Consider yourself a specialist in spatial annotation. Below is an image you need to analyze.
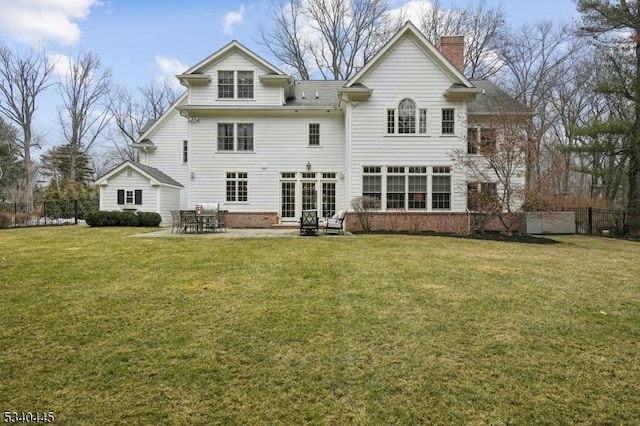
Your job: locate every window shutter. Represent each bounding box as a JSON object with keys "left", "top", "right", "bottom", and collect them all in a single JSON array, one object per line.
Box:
[
  {"left": 117, "top": 190, "right": 125, "bottom": 205},
  {"left": 134, "top": 190, "right": 142, "bottom": 205}
]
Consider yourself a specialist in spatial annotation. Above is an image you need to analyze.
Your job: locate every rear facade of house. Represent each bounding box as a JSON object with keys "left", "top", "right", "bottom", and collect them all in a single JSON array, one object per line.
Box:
[{"left": 96, "top": 23, "right": 524, "bottom": 231}]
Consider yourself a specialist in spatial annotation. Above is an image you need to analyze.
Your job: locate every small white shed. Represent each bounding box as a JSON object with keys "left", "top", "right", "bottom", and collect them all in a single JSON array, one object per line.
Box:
[{"left": 95, "top": 161, "right": 183, "bottom": 226}]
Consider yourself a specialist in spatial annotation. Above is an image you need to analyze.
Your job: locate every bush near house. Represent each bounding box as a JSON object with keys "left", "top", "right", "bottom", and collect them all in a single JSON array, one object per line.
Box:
[{"left": 85, "top": 211, "right": 161, "bottom": 227}]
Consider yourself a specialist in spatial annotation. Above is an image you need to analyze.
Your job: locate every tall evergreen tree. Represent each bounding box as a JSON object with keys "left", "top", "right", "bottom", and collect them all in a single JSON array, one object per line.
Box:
[{"left": 578, "top": 0, "right": 640, "bottom": 222}]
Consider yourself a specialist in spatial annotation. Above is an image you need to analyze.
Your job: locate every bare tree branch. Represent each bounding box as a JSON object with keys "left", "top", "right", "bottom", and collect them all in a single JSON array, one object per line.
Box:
[{"left": 0, "top": 45, "right": 55, "bottom": 203}]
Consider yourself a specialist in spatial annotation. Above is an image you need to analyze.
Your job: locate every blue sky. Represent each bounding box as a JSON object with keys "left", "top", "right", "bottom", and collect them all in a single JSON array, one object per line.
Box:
[{"left": 0, "top": 0, "right": 580, "bottom": 148}]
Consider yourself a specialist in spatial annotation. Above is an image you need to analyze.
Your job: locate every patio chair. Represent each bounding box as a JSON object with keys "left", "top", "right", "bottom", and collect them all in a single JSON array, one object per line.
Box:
[
  {"left": 322, "top": 210, "right": 346, "bottom": 235},
  {"left": 170, "top": 210, "right": 182, "bottom": 233},
  {"left": 200, "top": 208, "right": 218, "bottom": 233},
  {"left": 180, "top": 210, "right": 198, "bottom": 233},
  {"left": 300, "top": 209, "right": 319, "bottom": 236}
]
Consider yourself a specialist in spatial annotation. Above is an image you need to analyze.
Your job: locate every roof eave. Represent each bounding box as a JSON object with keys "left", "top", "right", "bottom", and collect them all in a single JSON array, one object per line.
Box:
[
  {"left": 443, "top": 87, "right": 482, "bottom": 101},
  {"left": 338, "top": 87, "right": 373, "bottom": 101},
  {"left": 260, "top": 74, "right": 293, "bottom": 86},
  {"left": 176, "top": 74, "right": 211, "bottom": 86}
]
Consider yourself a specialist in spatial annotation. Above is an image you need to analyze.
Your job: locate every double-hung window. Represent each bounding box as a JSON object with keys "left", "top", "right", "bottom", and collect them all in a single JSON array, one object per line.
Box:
[
  {"left": 480, "top": 128, "right": 497, "bottom": 154},
  {"left": 432, "top": 166, "right": 451, "bottom": 210},
  {"left": 217, "top": 123, "right": 254, "bottom": 152},
  {"left": 408, "top": 167, "right": 428, "bottom": 209},
  {"left": 226, "top": 172, "right": 248, "bottom": 202},
  {"left": 386, "top": 167, "right": 406, "bottom": 209},
  {"left": 309, "top": 123, "right": 320, "bottom": 146},
  {"left": 237, "top": 123, "right": 254, "bottom": 151},
  {"left": 217, "top": 71, "right": 235, "bottom": 99},
  {"left": 387, "top": 98, "right": 427, "bottom": 134},
  {"left": 362, "top": 166, "right": 382, "bottom": 206},
  {"left": 117, "top": 189, "right": 142, "bottom": 205},
  {"left": 467, "top": 128, "right": 478, "bottom": 154},
  {"left": 468, "top": 182, "right": 498, "bottom": 211},
  {"left": 217, "top": 70, "right": 254, "bottom": 99},
  {"left": 442, "top": 108, "right": 455, "bottom": 135}
]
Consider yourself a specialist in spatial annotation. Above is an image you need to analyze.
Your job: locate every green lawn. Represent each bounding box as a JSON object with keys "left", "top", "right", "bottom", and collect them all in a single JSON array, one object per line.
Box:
[{"left": 1, "top": 227, "right": 639, "bottom": 425}]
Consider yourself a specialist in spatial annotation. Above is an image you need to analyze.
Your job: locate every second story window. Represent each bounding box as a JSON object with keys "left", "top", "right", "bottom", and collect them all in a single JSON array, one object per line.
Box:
[
  {"left": 218, "top": 123, "right": 254, "bottom": 152},
  {"left": 309, "top": 123, "right": 320, "bottom": 146},
  {"left": 398, "top": 99, "right": 416, "bottom": 134},
  {"left": 467, "top": 128, "right": 478, "bottom": 154},
  {"left": 467, "top": 127, "right": 497, "bottom": 154},
  {"left": 217, "top": 70, "right": 254, "bottom": 99},
  {"left": 442, "top": 108, "right": 455, "bottom": 135},
  {"left": 387, "top": 98, "right": 427, "bottom": 135},
  {"left": 182, "top": 140, "right": 188, "bottom": 163}
]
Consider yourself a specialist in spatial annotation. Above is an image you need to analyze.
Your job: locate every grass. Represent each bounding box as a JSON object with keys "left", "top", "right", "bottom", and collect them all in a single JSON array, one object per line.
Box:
[{"left": 1, "top": 226, "right": 639, "bottom": 425}]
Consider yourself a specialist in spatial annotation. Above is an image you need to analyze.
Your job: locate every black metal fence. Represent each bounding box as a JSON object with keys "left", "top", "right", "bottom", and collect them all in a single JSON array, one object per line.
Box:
[
  {"left": 566, "top": 207, "right": 629, "bottom": 236},
  {"left": 0, "top": 198, "right": 99, "bottom": 228}
]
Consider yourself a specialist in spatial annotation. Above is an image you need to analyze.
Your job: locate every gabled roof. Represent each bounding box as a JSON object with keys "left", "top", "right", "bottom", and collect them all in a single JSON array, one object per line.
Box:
[
  {"left": 95, "top": 161, "right": 183, "bottom": 188},
  {"left": 345, "top": 21, "right": 475, "bottom": 90},
  {"left": 180, "top": 40, "right": 285, "bottom": 77},
  {"left": 136, "top": 92, "right": 187, "bottom": 143},
  {"left": 468, "top": 80, "right": 534, "bottom": 116}
]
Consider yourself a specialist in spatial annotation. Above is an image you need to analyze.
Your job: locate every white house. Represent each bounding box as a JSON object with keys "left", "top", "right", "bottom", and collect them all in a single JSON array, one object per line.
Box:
[{"left": 96, "top": 22, "right": 525, "bottom": 231}]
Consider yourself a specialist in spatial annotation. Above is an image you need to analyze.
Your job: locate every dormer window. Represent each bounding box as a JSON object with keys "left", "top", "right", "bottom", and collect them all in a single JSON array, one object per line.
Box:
[
  {"left": 386, "top": 98, "right": 427, "bottom": 135},
  {"left": 218, "top": 70, "right": 254, "bottom": 99}
]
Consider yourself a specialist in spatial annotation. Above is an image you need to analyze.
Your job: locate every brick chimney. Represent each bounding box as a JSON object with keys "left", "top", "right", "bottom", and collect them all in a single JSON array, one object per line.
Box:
[{"left": 436, "top": 35, "right": 464, "bottom": 74}]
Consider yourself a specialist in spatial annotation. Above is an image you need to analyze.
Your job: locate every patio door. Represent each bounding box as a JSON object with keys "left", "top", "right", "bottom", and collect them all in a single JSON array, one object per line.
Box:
[{"left": 280, "top": 172, "right": 337, "bottom": 222}]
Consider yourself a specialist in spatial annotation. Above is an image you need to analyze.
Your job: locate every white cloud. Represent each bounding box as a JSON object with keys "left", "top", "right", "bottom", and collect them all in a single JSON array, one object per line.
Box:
[
  {"left": 48, "top": 53, "right": 74, "bottom": 80},
  {"left": 387, "top": 0, "right": 431, "bottom": 27},
  {"left": 222, "top": 4, "right": 245, "bottom": 35},
  {"left": 0, "top": 0, "right": 101, "bottom": 46},
  {"left": 155, "top": 55, "right": 188, "bottom": 88}
]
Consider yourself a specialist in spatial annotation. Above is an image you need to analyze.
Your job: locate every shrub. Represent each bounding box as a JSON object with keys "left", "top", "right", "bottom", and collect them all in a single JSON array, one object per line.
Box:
[
  {"left": 137, "top": 212, "right": 161, "bottom": 227},
  {"left": 85, "top": 211, "right": 161, "bottom": 227},
  {"left": 0, "top": 212, "right": 12, "bottom": 228}
]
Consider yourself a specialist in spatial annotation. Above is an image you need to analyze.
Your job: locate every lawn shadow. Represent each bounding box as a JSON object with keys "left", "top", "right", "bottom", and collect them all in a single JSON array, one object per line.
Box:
[{"left": 355, "top": 230, "right": 561, "bottom": 245}]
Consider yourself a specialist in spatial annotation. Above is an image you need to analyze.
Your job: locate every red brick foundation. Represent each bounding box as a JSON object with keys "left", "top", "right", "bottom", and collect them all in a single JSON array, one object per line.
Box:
[
  {"left": 345, "top": 212, "right": 471, "bottom": 234},
  {"left": 226, "top": 212, "right": 278, "bottom": 228}
]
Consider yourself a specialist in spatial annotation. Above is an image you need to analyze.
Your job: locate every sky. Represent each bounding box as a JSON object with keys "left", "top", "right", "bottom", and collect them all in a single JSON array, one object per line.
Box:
[{"left": 0, "top": 0, "right": 581, "bottom": 149}]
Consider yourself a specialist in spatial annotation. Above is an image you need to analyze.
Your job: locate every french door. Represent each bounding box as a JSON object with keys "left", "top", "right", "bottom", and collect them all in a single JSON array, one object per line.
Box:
[{"left": 280, "top": 172, "right": 337, "bottom": 222}]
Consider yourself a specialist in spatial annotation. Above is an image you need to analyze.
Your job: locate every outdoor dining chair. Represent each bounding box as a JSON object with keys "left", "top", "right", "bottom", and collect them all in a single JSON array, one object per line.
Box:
[
  {"left": 300, "top": 209, "right": 319, "bottom": 236},
  {"left": 170, "top": 210, "right": 182, "bottom": 233},
  {"left": 180, "top": 210, "right": 198, "bottom": 233}
]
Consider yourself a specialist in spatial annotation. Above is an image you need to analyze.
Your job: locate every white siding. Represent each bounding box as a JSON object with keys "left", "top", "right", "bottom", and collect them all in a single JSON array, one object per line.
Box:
[
  {"left": 347, "top": 36, "right": 468, "bottom": 212},
  {"left": 189, "top": 52, "right": 283, "bottom": 106},
  {"left": 143, "top": 108, "right": 189, "bottom": 208},
  {"left": 158, "top": 186, "right": 181, "bottom": 227},
  {"left": 189, "top": 111, "right": 345, "bottom": 212}
]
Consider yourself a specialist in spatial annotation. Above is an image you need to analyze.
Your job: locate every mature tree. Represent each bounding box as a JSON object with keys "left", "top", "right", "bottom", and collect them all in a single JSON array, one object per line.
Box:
[
  {"left": 577, "top": 0, "right": 640, "bottom": 220},
  {"left": 0, "top": 45, "right": 55, "bottom": 203},
  {"left": 0, "top": 118, "right": 22, "bottom": 201},
  {"left": 57, "top": 51, "right": 112, "bottom": 182},
  {"left": 40, "top": 143, "right": 94, "bottom": 200},
  {"left": 105, "top": 81, "right": 181, "bottom": 164},
  {"left": 260, "top": 0, "right": 395, "bottom": 79},
  {"left": 455, "top": 108, "right": 530, "bottom": 233},
  {"left": 419, "top": 0, "right": 507, "bottom": 79},
  {"left": 496, "top": 21, "right": 584, "bottom": 189}
]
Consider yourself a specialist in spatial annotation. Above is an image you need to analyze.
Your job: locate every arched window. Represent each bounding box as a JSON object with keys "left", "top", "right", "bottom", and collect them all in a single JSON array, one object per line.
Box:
[
  {"left": 387, "top": 99, "right": 427, "bottom": 135},
  {"left": 398, "top": 98, "right": 416, "bottom": 134}
]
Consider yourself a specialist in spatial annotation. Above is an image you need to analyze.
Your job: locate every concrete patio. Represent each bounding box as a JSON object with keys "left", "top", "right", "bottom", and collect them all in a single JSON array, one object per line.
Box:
[{"left": 131, "top": 227, "right": 353, "bottom": 238}]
